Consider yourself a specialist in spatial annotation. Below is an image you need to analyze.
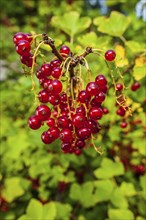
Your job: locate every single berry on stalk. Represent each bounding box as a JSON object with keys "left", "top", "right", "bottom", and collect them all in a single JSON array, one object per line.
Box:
[{"left": 105, "top": 50, "right": 116, "bottom": 61}]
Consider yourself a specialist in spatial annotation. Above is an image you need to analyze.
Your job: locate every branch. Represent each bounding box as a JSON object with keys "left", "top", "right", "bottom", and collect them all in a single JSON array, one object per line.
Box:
[{"left": 42, "top": 33, "right": 64, "bottom": 62}]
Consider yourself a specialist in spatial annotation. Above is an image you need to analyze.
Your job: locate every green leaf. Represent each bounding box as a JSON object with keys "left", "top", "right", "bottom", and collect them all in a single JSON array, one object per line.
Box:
[
  {"left": 94, "top": 158, "right": 124, "bottom": 179},
  {"left": 110, "top": 188, "right": 128, "bottom": 208},
  {"left": 51, "top": 11, "right": 91, "bottom": 38},
  {"left": 108, "top": 209, "right": 134, "bottom": 220},
  {"left": 77, "top": 32, "right": 110, "bottom": 48},
  {"left": 125, "top": 41, "right": 144, "bottom": 53},
  {"left": 94, "top": 180, "right": 114, "bottom": 202},
  {"left": 97, "top": 11, "right": 131, "bottom": 37},
  {"left": 133, "top": 66, "right": 146, "bottom": 81},
  {"left": 18, "top": 215, "right": 31, "bottom": 220},
  {"left": 2, "top": 177, "right": 25, "bottom": 202},
  {"left": 42, "top": 202, "right": 56, "bottom": 220},
  {"left": 40, "top": 39, "right": 62, "bottom": 52},
  {"left": 27, "top": 199, "right": 43, "bottom": 219},
  {"left": 93, "top": 16, "right": 106, "bottom": 26},
  {"left": 120, "top": 182, "right": 136, "bottom": 197},
  {"left": 55, "top": 202, "right": 72, "bottom": 220}
]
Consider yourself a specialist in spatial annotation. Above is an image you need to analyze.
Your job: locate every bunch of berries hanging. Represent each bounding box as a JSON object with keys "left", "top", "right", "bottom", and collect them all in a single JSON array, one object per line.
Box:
[{"left": 13, "top": 32, "right": 131, "bottom": 155}]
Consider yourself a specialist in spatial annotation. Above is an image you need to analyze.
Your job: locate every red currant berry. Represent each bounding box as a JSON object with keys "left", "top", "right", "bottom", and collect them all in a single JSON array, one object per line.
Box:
[
  {"left": 76, "top": 127, "right": 91, "bottom": 140},
  {"left": 95, "top": 75, "right": 107, "bottom": 88},
  {"left": 38, "top": 90, "right": 50, "bottom": 103},
  {"left": 51, "top": 67, "right": 62, "bottom": 79},
  {"left": 116, "top": 106, "right": 126, "bottom": 116},
  {"left": 76, "top": 106, "right": 86, "bottom": 114},
  {"left": 120, "top": 121, "right": 127, "bottom": 128},
  {"left": 116, "top": 83, "right": 123, "bottom": 91},
  {"left": 13, "top": 32, "right": 27, "bottom": 45},
  {"left": 28, "top": 115, "right": 42, "bottom": 130},
  {"left": 94, "top": 91, "right": 106, "bottom": 103},
  {"left": 16, "top": 40, "right": 30, "bottom": 55},
  {"left": 72, "top": 113, "right": 86, "bottom": 128},
  {"left": 46, "top": 118, "right": 55, "bottom": 127},
  {"left": 41, "top": 131, "right": 53, "bottom": 144},
  {"left": 60, "top": 45, "right": 71, "bottom": 57},
  {"left": 88, "top": 107, "right": 103, "bottom": 120},
  {"left": 41, "top": 63, "right": 52, "bottom": 77},
  {"left": 75, "top": 139, "right": 85, "bottom": 149},
  {"left": 57, "top": 116, "right": 70, "bottom": 128},
  {"left": 103, "top": 108, "right": 109, "bottom": 114},
  {"left": 48, "top": 79, "right": 62, "bottom": 94},
  {"left": 25, "top": 33, "right": 33, "bottom": 43},
  {"left": 49, "top": 94, "right": 61, "bottom": 105},
  {"left": 88, "top": 119, "right": 101, "bottom": 134},
  {"left": 35, "top": 105, "right": 51, "bottom": 121},
  {"left": 78, "top": 90, "right": 91, "bottom": 103},
  {"left": 60, "top": 129, "right": 73, "bottom": 143},
  {"left": 61, "top": 142, "right": 72, "bottom": 153},
  {"left": 20, "top": 53, "right": 34, "bottom": 67},
  {"left": 42, "top": 79, "right": 52, "bottom": 90},
  {"left": 131, "top": 82, "right": 141, "bottom": 91},
  {"left": 50, "top": 59, "right": 61, "bottom": 68},
  {"left": 60, "top": 92, "right": 67, "bottom": 102},
  {"left": 105, "top": 50, "right": 116, "bottom": 61},
  {"left": 48, "top": 126, "right": 60, "bottom": 140},
  {"left": 86, "top": 82, "right": 99, "bottom": 96}
]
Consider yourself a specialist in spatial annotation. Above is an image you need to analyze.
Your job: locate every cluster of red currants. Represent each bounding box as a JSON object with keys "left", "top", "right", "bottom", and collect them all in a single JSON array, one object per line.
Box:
[
  {"left": 13, "top": 32, "right": 115, "bottom": 154},
  {"left": 13, "top": 32, "right": 33, "bottom": 67}
]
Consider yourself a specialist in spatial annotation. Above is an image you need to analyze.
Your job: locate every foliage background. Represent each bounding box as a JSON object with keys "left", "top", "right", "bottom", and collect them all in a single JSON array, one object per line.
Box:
[{"left": 0, "top": 0, "right": 145, "bottom": 220}]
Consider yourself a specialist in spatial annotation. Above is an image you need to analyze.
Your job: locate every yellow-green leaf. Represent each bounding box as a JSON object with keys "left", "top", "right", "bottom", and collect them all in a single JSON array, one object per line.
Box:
[{"left": 133, "top": 66, "right": 146, "bottom": 81}]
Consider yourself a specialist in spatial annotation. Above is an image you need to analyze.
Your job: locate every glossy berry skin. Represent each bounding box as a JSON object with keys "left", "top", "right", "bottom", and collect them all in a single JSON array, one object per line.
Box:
[
  {"left": 46, "top": 118, "right": 55, "bottom": 127},
  {"left": 50, "top": 59, "right": 61, "bottom": 69},
  {"left": 48, "top": 126, "right": 60, "bottom": 140},
  {"left": 16, "top": 40, "right": 30, "bottom": 55},
  {"left": 28, "top": 115, "right": 42, "bottom": 130},
  {"left": 95, "top": 92, "right": 106, "bottom": 103},
  {"left": 49, "top": 94, "right": 61, "bottom": 105},
  {"left": 103, "top": 108, "right": 109, "bottom": 114},
  {"left": 78, "top": 90, "right": 91, "bottom": 103},
  {"left": 51, "top": 67, "right": 62, "bottom": 79},
  {"left": 89, "top": 107, "right": 103, "bottom": 120},
  {"left": 60, "top": 129, "right": 73, "bottom": 143},
  {"left": 95, "top": 75, "right": 107, "bottom": 88},
  {"left": 105, "top": 50, "right": 116, "bottom": 61},
  {"left": 86, "top": 82, "right": 99, "bottom": 96},
  {"left": 76, "top": 127, "right": 91, "bottom": 140},
  {"left": 20, "top": 53, "right": 33, "bottom": 67},
  {"left": 76, "top": 106, "right": 86, "bottom": 114},
  {"left": 48, "top": 80, "right": 62, "bottom": 94},
  {"left": 35, "top": 105, "right": 51, "bottom": 121},
  {"left": 57, "top": 116, "right": 70, "bottom": 128},
  {"left": 38, "top": 90, "right": 50, "bottom": 103},
  {"left": 116, "top": 83, "right": 123, "bottom": 91},
  {"left": 116, "top": 106, "right": 126, "bottom": 117},
  {"left": 75, "top": 139, "right": 85, "bottom": 149},
  {"left": 41, "top": 63, "right": 52, "bottom": 77},
  {"left": 88, "top": 119, "right": 101, "bottom": 134},
  {"left": 60, "top": 45, "right": 71, "bottom": 57},
  {"left": 13, "top": 32, "right": 27, "bottom": 45},
  {"left": 41, "top": 131, "right": 53, "bottom": 144},
  {"left": 25, "top": 33, "right": 33, "bottom": 43},
  {"left": 61, "top": 142, "right": 72, "bottom": 153},
  {"left": 72, "top": 113, "right": 86, "bottom": 128},
  {"left": 131, "top": 82, "right": 141, "bottom": 91}
]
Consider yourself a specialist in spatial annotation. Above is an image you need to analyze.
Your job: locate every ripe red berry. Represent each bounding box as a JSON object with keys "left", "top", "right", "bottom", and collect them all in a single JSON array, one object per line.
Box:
[
  {"left": 116, "top": 83, "right": 123, "bottom": 91},
  {"left": 48, "top": 126, "right": 60, "bottom": 140},
  {"left": 16, "top": 40, "right": 31, "bottom": 55},
  {"left": 88, "top": 119, "right": 101, "bottom": 133},
  {"left": 95, "top": 75, "right": 107, "bottom": 88},
  {"left": 48, "top": 80, "right": 62, "bottom": 94},
  {"left": 76, "top": 127, "right": 91, "bottom": 140},
  {"left": 61, "top": 142, "right": 72, "bottom": 153},
  {"left": 105, "top": 50, "right": 116, "bottom": 61},
  {"left": 41, "top": 63, "right": 52, "bottom": 77},
  {"left": 28, "top": 115, "right": 42, "bottom": 130},
  {"left": 41, "top": 131, "right": 53, "bottom": 144},
  {"left": 86, "top": 82, "right": 99, "bottom": 96},
  {"left": 57, "top": 116, "right": 70, "bottom": 128},
  {"left": 35, "top": 105, "right": 51, "bottom": 121},
  {"left": 25, "top": 33, "right": 33, "bottom": 43},
  {"left": 20, "top": 53, "right": 34, "bottom": 67},
  {"left": 75, "top": 139, "right": 85, "bottom": 149},
  {"left": 51, "top": 67, "right": 62, "bottom": 79},
  {"left": 94, "top": 92, "right": 106, "bottom": 103},
  {"left": 116, "top": 106, "right": 126, "bottom": 116},
  {"left": 46, "top": 118, "right": 55, "bottom": 127},
  {"left": 131, "top": 82, "right": 141, "bottom": 91},
  {"left": 103, "top": 108, "right": 109, "bottom": 114},
  {"left": 78, "top": 90, "right": 91, "bottom": 103},
  {"left": 72, "top": 113, "right": 86, "bottom": 128},
  {"left": 60, "top": 45, "right": 71, "bottom": 57},
  {"left": 88, "top": 107, "right": 103, "bottom": 120},
  {"left": 60, "top": 129, "right": 73, "bottom": 143},
  {"left": 120, "top": 121, "right": 127, "bottom": 128},
  {"left": 38, "top": 90, "right": 50, "bottom": 103},
  {"left": 49, "top": 94, "right": 61, "bottom": 105},
  {"left": 13, "top": 32, "right": 27, "bottom": 45},
  {"left": 50, "top": 59, "right": 61, "bottom": 68}
]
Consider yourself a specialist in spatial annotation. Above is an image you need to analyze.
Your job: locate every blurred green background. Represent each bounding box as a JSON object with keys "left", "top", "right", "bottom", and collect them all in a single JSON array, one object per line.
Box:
[{"left": 0, "top": 0, "right": 145, "bottom": 220}]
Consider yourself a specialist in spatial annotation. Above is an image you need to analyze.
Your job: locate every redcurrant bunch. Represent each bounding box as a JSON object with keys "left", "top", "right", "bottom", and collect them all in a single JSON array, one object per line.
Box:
[{"left": 13, "top": 32, "right": 127, "bottom": 155}]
